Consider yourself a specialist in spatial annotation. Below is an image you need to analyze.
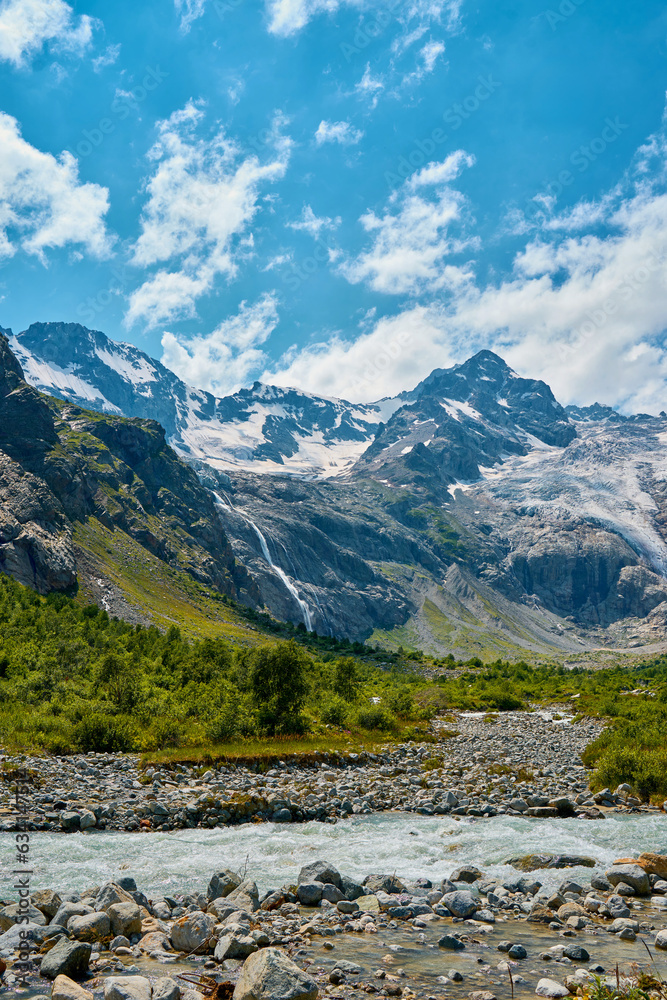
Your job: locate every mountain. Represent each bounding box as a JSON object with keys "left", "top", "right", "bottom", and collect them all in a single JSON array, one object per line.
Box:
[
  {"left": 0, "top": 329, "right": 260, "bottom": 637},
  {"left": 3, "top": 321, "right": 667, "bottom": 660},
  {"left": 9, "top": 322, "right": 391, "bottom": 479}
]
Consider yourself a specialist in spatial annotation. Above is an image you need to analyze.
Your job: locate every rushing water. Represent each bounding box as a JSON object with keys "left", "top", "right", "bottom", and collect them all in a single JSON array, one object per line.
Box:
[{"left": 2, "top": 812, "right": 666, "bottom": 898}]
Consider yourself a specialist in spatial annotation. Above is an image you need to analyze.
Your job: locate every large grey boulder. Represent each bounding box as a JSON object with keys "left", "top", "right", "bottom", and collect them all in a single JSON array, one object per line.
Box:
[
  {"left": 440, "top": 891, "right": 477, "bottom": 918},
  {"left": 68, "top": 911, "right": 111, "bottom": 942},
  {"left": 298, "top": 862, "right": 341, "bottom": 889},
  {"left": 214, "top": 933, "right": 258, "bottom": 961},
  {"left": 39, "top": 939, "right": 92, "bottom": 980},
  {"left": 207, "top": 898, "right": 241, "bottom": 922},
  {"left": 153, "top": 979, "right": 180, "bottom": 1000},
  {"left": 535, "top": 979, "right": 569, "bottom": 998},
  {"left": 233, "top": 948, "right": 318, "bottom": 1000},
  {"left": 95, "top": 883, "right": 136, "bottom": 913},
  {"left": 60, "top": 812, "right": 81, "bottom": 832},
  {"left": 207, "top": 870, "right": 242, "bottom": 902},
  {"left": 170, "top": 911, "right": 216, "bottom": 954},
  {"left": 52, "top": 903, "right": 94, "bottom": 928},
  {"left": 605, "top": 865, "right": 651, "bottom": 896},
  {"left": 362, "top": 874, "right": 405, "bottom": 894},
  {"left": 103, "top": 978, "right": 152, "bottom": 1000},
  {"left": 107, "top": 902, "right": 142, "bottom": 937},
  {"left": 227, "top": 881, "right": 260, "bottom": 914},
  {"left": 296, "top": 883, "right": 323, "bottom": 907},
  {"left": 0, "top": 921, "right": 44, "bottom": 951},
  {"left": 0, "top": 902, "right": 46, "bottom": 929}
]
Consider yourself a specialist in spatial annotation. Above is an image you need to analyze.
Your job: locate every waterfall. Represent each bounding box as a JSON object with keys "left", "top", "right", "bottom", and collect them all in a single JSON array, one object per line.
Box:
[{"left": 212, "top": 492, "right": 313, "bottom": 631}]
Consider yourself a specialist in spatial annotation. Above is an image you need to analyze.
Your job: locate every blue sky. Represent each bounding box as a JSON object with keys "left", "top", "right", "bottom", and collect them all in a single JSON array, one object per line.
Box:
[{"left": 1, "top": 0, "right": 667, "bottom": 411}]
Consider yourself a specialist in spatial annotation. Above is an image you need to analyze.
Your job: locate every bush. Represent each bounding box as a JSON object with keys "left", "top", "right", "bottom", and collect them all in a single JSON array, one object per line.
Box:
[
  {"left": 250, "top": 640, "right": 309, "bottom": 735},
  {"left": 74, "top": 713, "right": 137, "bottom": 753},
  {"left": 321, "top": 695, "right": 349, "bottom": 727},
  {"left": 355, "top": 705, "right": 398, "bottom": 732}
]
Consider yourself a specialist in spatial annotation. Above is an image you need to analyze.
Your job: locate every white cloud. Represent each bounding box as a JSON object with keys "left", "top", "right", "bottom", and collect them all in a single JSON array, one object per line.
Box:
[
  {"left": 288, "top": 205, "right": 341, "bottom": 237},
  {"left": 0, "top": 111, "right": 112, "bottom": 261},
  {"left": 161, "top": 293, "right": 280, "bottom": 395},
  {"left": 126, "top": 102, "right": 291, "bottom": 328},
  {"left": 92, "top": 42, "right": 120, "bottom": 72},
  {"left": 401, "top": 38, "right": 445, "bottom": 86},
  {"left": 340, "top": 149, "right": 476, "bottom": 294},
  {"left": 0, "top": 0, "right": 97, "bottom": 67},
  {"left": 174, "top": 0, "right": 207, "bottom": 32},
  {"left": 354, "top": 64, "right": 384, "bottom": 108},
  {"left": 315, "top": 120, "right": 364, "bottom": 146},
  {"left": 266, "top": 0, "right": 461, "bottom": 36}
]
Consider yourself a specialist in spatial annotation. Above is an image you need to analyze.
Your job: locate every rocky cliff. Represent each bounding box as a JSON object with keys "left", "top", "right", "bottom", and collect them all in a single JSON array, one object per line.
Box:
[{"left": 0, "top": 332, "right": 258, "bottom": 607}]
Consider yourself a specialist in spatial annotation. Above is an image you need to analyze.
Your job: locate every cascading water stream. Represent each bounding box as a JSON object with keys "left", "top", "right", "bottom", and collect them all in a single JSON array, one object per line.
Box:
[{"left": 212, "top": 492, "right": 313, "bottom": 631}]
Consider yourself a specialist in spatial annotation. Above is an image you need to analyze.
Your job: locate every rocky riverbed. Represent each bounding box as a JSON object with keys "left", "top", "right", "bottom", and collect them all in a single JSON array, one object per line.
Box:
[
  {"left": 1, "top": 852, "right": 667, "bottom": 1000},
  {"left": 1, "top": 711, "right": 661, "bottom": 835}
]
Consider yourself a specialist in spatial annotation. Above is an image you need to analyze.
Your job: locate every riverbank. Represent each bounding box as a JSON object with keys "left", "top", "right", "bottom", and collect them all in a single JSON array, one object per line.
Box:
[
  {"left": 3, "top": 711, "right": 660, "bottom": 835},
  {"left": 1, "top": 848, "right": 666, "bottom": 1000}
]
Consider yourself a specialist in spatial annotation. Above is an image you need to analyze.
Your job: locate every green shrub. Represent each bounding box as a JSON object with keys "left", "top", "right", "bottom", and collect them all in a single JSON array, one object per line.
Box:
[
  {"left": 320, "top": 695, "right": 349, "bottom": 726},
  {"left": 355, "top": 705, "right": 398, "bottom": 732},
  {"left": 74, "top": 713, "right": 137, "bottom": 753}
]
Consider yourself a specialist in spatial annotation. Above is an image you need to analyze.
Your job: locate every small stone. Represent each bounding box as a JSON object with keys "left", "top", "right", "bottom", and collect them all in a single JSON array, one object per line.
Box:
[
  {"left": 563, "top": 945, "right": 589, "bottom": 962},
  {"left": 153, "top": 979, "right": 180, "bottom": 1000},
  {"left": 654, "top": 929, "right": 667, "bottom": 950},
  {"left": 508, "top": 945, "right": 527, "bottom": 960},
  {"left": 438, "top": 934, "right": 465, "bottom": 951},
  {"left": 535, "top": 979, "right": 570, "bottom": 998},
  {"left": 103, "top": 977, "right": 152, "bottom": 1000},
  {"left": 51, "top": 976, "right": 94, "bottom": 1000}
]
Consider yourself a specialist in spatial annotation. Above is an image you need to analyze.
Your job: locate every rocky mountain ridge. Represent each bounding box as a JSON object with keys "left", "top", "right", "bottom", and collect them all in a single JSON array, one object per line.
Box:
[{"left": 2, "top": 322, "right": 667, "bottom": 657}]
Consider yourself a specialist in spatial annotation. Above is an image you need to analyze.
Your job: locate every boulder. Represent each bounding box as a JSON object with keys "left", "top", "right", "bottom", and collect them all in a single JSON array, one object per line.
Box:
[
  {"left": 339, "top": 875, "right": 365, "bottom": 901},
  {"left": 207, "top": 870, "right": 242, "bottom": 902},
  {"left": 557, "top": 903, "right": 585, "bottom": 921},
  {"left": 441, "top": 891, "right": 477, "bottom": 918},
  {"left": 638, "top": 853, "right": 667, "bottom": 877},
  {"left": 0, "top": 921, "right": 45, "bottom": 951},
  {"left": 450, "top": 866, "right": 483, "bottom": 883},
  {"left": 563, "top": 945, "right": 589, "bottom": 962},
  {"left": 153, "top": 980, "right": 180, "bottom": 1000},
  {"left": 171, "top": 911, "right": 216, "bottom": 954},
  {"left": 33, "top": 890, "right": 63, "bottom": 918},
  {"left": 52, "top": 903, "right": 94, "bottom": 928},
  {"left": 232, "top": 948, "right": 318, "bottom": 1000},
  {"left": 298, "top": 862, "right": 341, "bottom": 889},
  {"left": 321, "top": 884, "right": 345, "bottom": 904},
  {"left": 103, "top": 978, "right": 152, "bottom": 1000},
  {"left": 535, "top": 980, "right": 570, "bottom": 999},
  {"left": 507, "top": 855, "right": 595, "bottom": 872},
  {"left": 208, "top": 899, "right": 241, "bottom": 922},
  {"left": 95, "top": 884, "right": 136, "bottom": 913},
  {"left": 0, "top": 902, "right": 46, "bottom": 929},
  {"left": 108, "top": 902, "right": 142, "bottom": 937},
  {"left": 362, "top": 874, "right": 405, "bottom": 894},
  {"left": 68, "top": 912, "right": 111, "bottom": 942},
  {"left": 51, "top": 975, "right": 94, "bottom": 1000},
  {"left": 60, "top": 812, "right": 81, "bottom": 832},
  {"left": 508, "top": 945, "right": 527, "bottom": 960},
  {"left": 655, "top": 930, "right": 667, "bottom": 950},
  {"left": 527, "top": 904, "right": 556, "bottom": 924},
  {"left": 138, "top": 931, "right": 171, "bottom": 954},
  {"left": 297, "top": 883, "right": 323, "bottom": 907},
  {"left": 605, "top": 865, "right": 650, "bottom": 896},
  {"left": 79, "top": 810, "right": 97, "bottom": 831},
  {"left": 40, "top": 940, "right": 92, "bottom": 980},
  {"left": 438, "top": 934, "right": 465, "bottom": 951},
  {"left": 227, "top": 881, "right": 260, "bottom": 914},
  {"left": 214, "top": 933, "right": 258, "bottom": 961}
]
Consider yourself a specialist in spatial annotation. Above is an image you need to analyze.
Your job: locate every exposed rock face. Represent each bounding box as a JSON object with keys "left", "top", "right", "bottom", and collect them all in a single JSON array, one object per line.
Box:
[{"left": 0, "top": 331, "right": 257, "bottom": 603}]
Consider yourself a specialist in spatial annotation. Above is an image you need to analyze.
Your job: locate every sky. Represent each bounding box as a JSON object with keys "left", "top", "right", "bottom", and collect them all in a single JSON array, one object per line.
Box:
[{"left": 1, "top": 0, "right": 667, "bottom": 412}]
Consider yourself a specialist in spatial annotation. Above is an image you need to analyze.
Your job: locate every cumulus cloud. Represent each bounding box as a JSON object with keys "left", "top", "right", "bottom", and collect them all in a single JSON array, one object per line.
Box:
[
  {"left": 0, "top": 111, "right": 112, "bottom": 261},
  {"left": 339, "top": 149, "right": 477, "bottom": 295},
  {"left": 267, "top": 120, "right": 667, "bottom": 414},
  {"left": 161, "top": 293, "right": 280, "bottom": 395},
  {"left": 0, "top": 0, "right": 97, "bottom": 67},
  {"left": 288, "top": 205, "right": 341, "bottom": 237},
  {"left": 315, "top": 120, "right": 364, "bottom": 146},
  {"left": 126, "top": 102, "right": 291, "bottom": 328}
]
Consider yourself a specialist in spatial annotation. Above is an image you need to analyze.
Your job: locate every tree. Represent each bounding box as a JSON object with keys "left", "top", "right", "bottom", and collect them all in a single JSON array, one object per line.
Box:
[
  {"left": 333, "top": 657, "right": 360, "bottom": 702},
  {"left": 249, "top": 640, "right": 309, "bottom": 734}
]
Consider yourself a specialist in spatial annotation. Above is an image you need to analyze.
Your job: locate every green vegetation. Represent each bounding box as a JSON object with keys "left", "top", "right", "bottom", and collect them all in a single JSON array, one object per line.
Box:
[
  {"left": 0, "top": 573, "right": 432, "bottom": 755},
  {"left": 2, "top": 569, "right": 667, "bottom": 801}
]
